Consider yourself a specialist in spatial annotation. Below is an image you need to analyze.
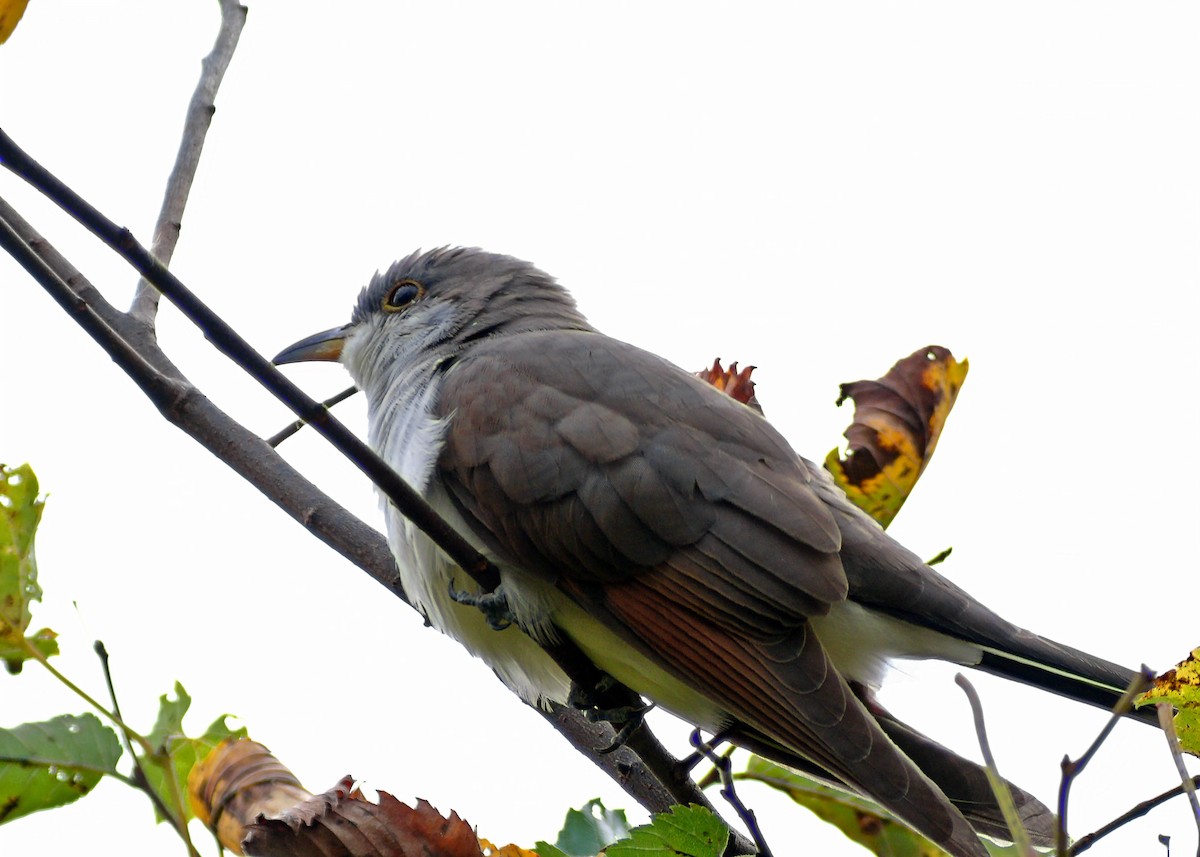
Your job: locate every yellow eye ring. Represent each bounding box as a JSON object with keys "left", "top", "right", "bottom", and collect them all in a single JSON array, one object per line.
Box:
[{"left": 382, "top": 279, "right": 424, "bottom": 312}]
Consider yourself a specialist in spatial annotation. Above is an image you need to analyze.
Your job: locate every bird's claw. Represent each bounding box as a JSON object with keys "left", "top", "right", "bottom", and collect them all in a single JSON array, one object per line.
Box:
[
  {"left": 568, "top": 673, "right": 654, "bottom": 753},
  {"left": 448, "top": 579, "right": 514, "bottom": 631}
]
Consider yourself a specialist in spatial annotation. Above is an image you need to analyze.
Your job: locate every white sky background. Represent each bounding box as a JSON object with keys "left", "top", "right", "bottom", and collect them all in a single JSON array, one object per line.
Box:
[{"left": 1, "top": 3, "right": 1198, "bottom": 855}]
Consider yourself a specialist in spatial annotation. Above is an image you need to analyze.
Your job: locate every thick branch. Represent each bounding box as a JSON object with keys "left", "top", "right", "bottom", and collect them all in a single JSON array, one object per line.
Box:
[
  {"left": 0, "top": 186, "right": 726, "bottom": 837},
  {"left": 130, "top": 0, "right": 248, "bottom": 323},
  {"left": 0, "top": 195, "right": 399, "bottom": 592}
]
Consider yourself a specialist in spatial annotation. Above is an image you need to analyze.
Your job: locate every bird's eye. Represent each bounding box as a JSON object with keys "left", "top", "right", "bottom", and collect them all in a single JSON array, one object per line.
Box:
[{"left": 382, "top": 279, "right": 424, "bottom": 312}]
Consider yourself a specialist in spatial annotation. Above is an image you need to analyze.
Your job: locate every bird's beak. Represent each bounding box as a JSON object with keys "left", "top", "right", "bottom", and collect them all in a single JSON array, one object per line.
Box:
[{"left": 273, "top": 325, "right": 351, "bottom": 364}]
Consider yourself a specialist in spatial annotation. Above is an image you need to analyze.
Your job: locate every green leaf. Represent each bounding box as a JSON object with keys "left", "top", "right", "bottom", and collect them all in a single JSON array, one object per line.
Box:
[
  {"left": 0, "top": 628, "right": 58, "bottom": 674},
  {"left": 605, "top": 805, "right": 728, "bottom": 857},
  {"left": 1139, "top": 647, "right": 1200, "bottom": 755},
  {"left": 534, "top": 844, "right": 574, "bottom": 857},
  {"left": 0, "top": 713, "right": 122, "bottom": 824},
  {"left": 541, "top": 798, "right": 632, "bottom": 856},
  {"left": 0, "top": 463, "right": 52, "bottom": 671},
  {"left": 139, "top": 682, "right": 246, "bottom": 824}
]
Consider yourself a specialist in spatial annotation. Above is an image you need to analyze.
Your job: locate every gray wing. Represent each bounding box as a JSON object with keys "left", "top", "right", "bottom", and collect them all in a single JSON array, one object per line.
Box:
[
  {"left": 807, "top": 462, "right": 1142, "bottom": 707},
  {"left": 434, "top": 329, "right": 990, "bottom": 857}
]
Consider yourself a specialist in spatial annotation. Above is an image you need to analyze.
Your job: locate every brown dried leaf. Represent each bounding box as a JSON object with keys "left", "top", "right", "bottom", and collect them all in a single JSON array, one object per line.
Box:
[
  {"left": 243, "top": 782, "right": 484, "bottom": 857},
  {"left": 696, "top": 358, "right": 761, "bottom": 413},
  {"left": 188, "top": 738, "right": 310, "bottom": 854},
  {"left": 824, "top": 346, "right": 968, "bottom": 528}
]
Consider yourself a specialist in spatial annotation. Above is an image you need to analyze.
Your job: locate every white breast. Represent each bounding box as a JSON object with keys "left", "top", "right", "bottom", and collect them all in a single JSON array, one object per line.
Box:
[{"left": 362, "top": 352, "right": 573, "bottom": 706}]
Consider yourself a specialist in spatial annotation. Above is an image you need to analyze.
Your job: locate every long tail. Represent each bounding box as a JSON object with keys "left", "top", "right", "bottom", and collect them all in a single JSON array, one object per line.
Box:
[{"left": 972, "top": 628, "right": 1157, "bottom": 725}]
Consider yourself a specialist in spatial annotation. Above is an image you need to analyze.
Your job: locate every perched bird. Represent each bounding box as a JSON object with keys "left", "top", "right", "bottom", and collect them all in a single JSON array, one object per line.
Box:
[{"left": 276, "top": 247, "right": 1143, "bottom": 857}]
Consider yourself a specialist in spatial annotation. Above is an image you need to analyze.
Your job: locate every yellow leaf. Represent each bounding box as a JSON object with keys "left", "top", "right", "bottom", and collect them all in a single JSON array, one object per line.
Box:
[
  {"left": 1138, "top": 647, "right": 1200, "bottom": 755},
  {"left": 0, "top": 0, "right": 30, "bottom": 44},
  {"left": 479, "top": 838, "right": 540, "bottom": 857},
  {"left": 825, "top": 346, "right": 968, "bottom": 528}
]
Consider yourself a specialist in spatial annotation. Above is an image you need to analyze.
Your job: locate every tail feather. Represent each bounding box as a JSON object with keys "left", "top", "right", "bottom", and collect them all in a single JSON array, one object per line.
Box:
[{"left": 974, "top": 640, "right": 1156, "bottom": 726}]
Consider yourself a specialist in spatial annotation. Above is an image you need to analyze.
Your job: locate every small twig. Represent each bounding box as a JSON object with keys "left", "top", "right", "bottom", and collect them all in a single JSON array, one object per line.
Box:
[
  {"left": 689, "top": 731, "right": 771, "bottom": 856},
  {"left": 0, "top": 173, "right": 724, "bottom": 839},
  {"left": 17, "top": 635, "right": 147, "bottom": 752},
  {"left": 93, "top": 641, "right": 189, "bottom": 843},
  {"left": 0, "top": 128, "right": 503, "bottom": 597},
  {"left": 129, "top": 0, "right": 248, "bottom": 323},
  {"left": 1071, "top": 777, "right": 1200, "bottom": 854},
  {"left": 955, "top": 674, "right": 1035, "bottom": 856},
  {"left": 1057, "top": 667, "right": 1155, "bottom": 856},
  {"left": 1154, "top": 703, "right": 1200, "bottom": 852},
  {"left": 267, "top": 385, "right": 359, "bottom": 447}
]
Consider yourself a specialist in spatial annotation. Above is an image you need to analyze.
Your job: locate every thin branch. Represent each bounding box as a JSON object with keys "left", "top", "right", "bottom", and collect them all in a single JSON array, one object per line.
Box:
[
  {"left": 690, "top": 731, "right": 772, "bottom": 857},
  {"left": 955, "top": 674, "right": 1034, "bottom": 856},
  {"left": 1154, "top": 703, "right": 1200, "bottom": 851},
  {"left": 1071, "top": 777, "right": 1200, "bottom": 855},
  {"left": 0, "top": 128, "right": 502, "bottom": 597},
  {"left": 268, "top": 385, "right": 359, "bottom": 447},
  {"left": 1057, "top": 667, "right": 1155, "bottom": 856},
  {"left": 93, "top": 641, "right": 183, "bottom": 837},
  {"left": 16, "top": 634, "right": 147, "bottom": 753},
  {"left": 0, "top": 190, "right": 718, "bottom": 832},
  {"left": 130, "top": 0, "right": 248, "bottom": 323}
]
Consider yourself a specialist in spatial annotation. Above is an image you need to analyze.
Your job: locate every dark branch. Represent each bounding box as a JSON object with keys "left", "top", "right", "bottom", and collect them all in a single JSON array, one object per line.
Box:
[
  {"left": 0, "top": 127, "right": 501, "bottom": 597},
  {"left": 0, "top": 161, "right": 728, "bottom": 835}
]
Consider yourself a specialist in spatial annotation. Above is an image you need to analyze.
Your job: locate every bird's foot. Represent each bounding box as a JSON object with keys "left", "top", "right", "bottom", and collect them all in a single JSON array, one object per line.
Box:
[
  {"left": 595, "top": 701, "right": 655, "bottom": 754},
  {"left": 448, "top": 579, "right": 514, "bottom": 631},
  {"left": 568, "top": 674, "right": 654, "bottom": 753}
]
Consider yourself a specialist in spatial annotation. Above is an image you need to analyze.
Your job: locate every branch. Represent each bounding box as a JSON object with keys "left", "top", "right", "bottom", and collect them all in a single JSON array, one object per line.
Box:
[
  {"left": 0, "top": 162, "right": 729, "bottom": 839},
  {"left": 955, "top": 674, "right": 1034, "bottom": 856},
  {"left": 1057, "top": 668, "right": 1155, "bottom": 855},
  {"left": 0, "top": 127, "right": 501, "bottom": 597},
  {"left": 130, "top": 0, "right": 247, "bottom": 323}
]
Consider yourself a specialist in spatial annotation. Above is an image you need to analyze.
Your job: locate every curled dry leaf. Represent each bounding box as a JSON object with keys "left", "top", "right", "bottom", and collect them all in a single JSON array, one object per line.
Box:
[
  {"left": 245, "top": 787, "right": 483, "bottom": 857},
  {"left": 696, "top": 359, "right": 762, "bottom": 414},
  {"left": 824, "top": 346, "right": 968, "bottom": 529},
  {"left": 190, "top": 737, "right": 484, "bottom": 857},
  {"left": 188, "top": 738, "right": 311, "bottom": 854}
]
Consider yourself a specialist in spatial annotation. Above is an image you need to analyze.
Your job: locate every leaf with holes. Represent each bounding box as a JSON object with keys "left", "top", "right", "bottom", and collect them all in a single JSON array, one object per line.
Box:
[
  {"left": 140, "top": 682, "right": 246, "bottom": 824},
  {"left": 538, "top": 798, "right": 631, "bottom": 856},
  {"left": 0, "top": 462, "right": 57, "bottom": 673},
  {"left": 0, "top": 713, "right": 123, "bottom": 824},
  {"left": 825, "top": 346, "right": 968, "bottom": 528},
  {"left": 1138, "top": 647, "right": 1200, "bottom": 755}
]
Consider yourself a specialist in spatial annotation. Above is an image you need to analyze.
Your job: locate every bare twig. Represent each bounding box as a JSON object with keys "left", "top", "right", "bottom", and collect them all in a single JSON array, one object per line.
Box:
[
  {"left": 267, "top": 385, "right": 359, "bottom": 447},
  {"left": 0, "top": 196, "right": 396, "bottom": 589},
  {"left": 1154, "top": 703, "right": 1200, "bottom": 852},
  {"left": 0, "top": 128, "right": 503, "bottom": 597},
  {"left": 93, "top": 641, "right": 184, "bottom": 841},
  {"left": 1071, "top": 777, "right": 1200, "bottom": 855},
  {"left": 955, "top": 674, "right": 1035, "bottom": 856},
  {"left": 0, "top": 180, "right": 718, "bottom": 830},
  {"left": 690, "top": 731, "right": 771, "bottom": 856},
  {"left": 1057, "top": 667, "right": 1155, "bottom": 856},
  {"left": 129, "top": 0, "right": 248, "bottom": 323}
]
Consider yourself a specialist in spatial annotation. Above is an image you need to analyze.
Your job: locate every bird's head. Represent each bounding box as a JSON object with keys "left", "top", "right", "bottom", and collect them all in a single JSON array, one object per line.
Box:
[{"left": 273, "top": 246, "right": 592, "bottom": 389}]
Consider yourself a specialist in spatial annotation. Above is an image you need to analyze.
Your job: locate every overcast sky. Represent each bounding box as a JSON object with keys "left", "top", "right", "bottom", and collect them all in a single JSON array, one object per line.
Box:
[{"left": 2, "top": 3, "right": 1198, "bottom": 856}]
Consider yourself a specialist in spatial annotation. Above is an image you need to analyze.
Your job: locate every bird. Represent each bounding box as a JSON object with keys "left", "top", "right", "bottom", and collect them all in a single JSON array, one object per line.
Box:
[{"left": 275, "top": 246, "right": 1145, "bottom": 857}]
